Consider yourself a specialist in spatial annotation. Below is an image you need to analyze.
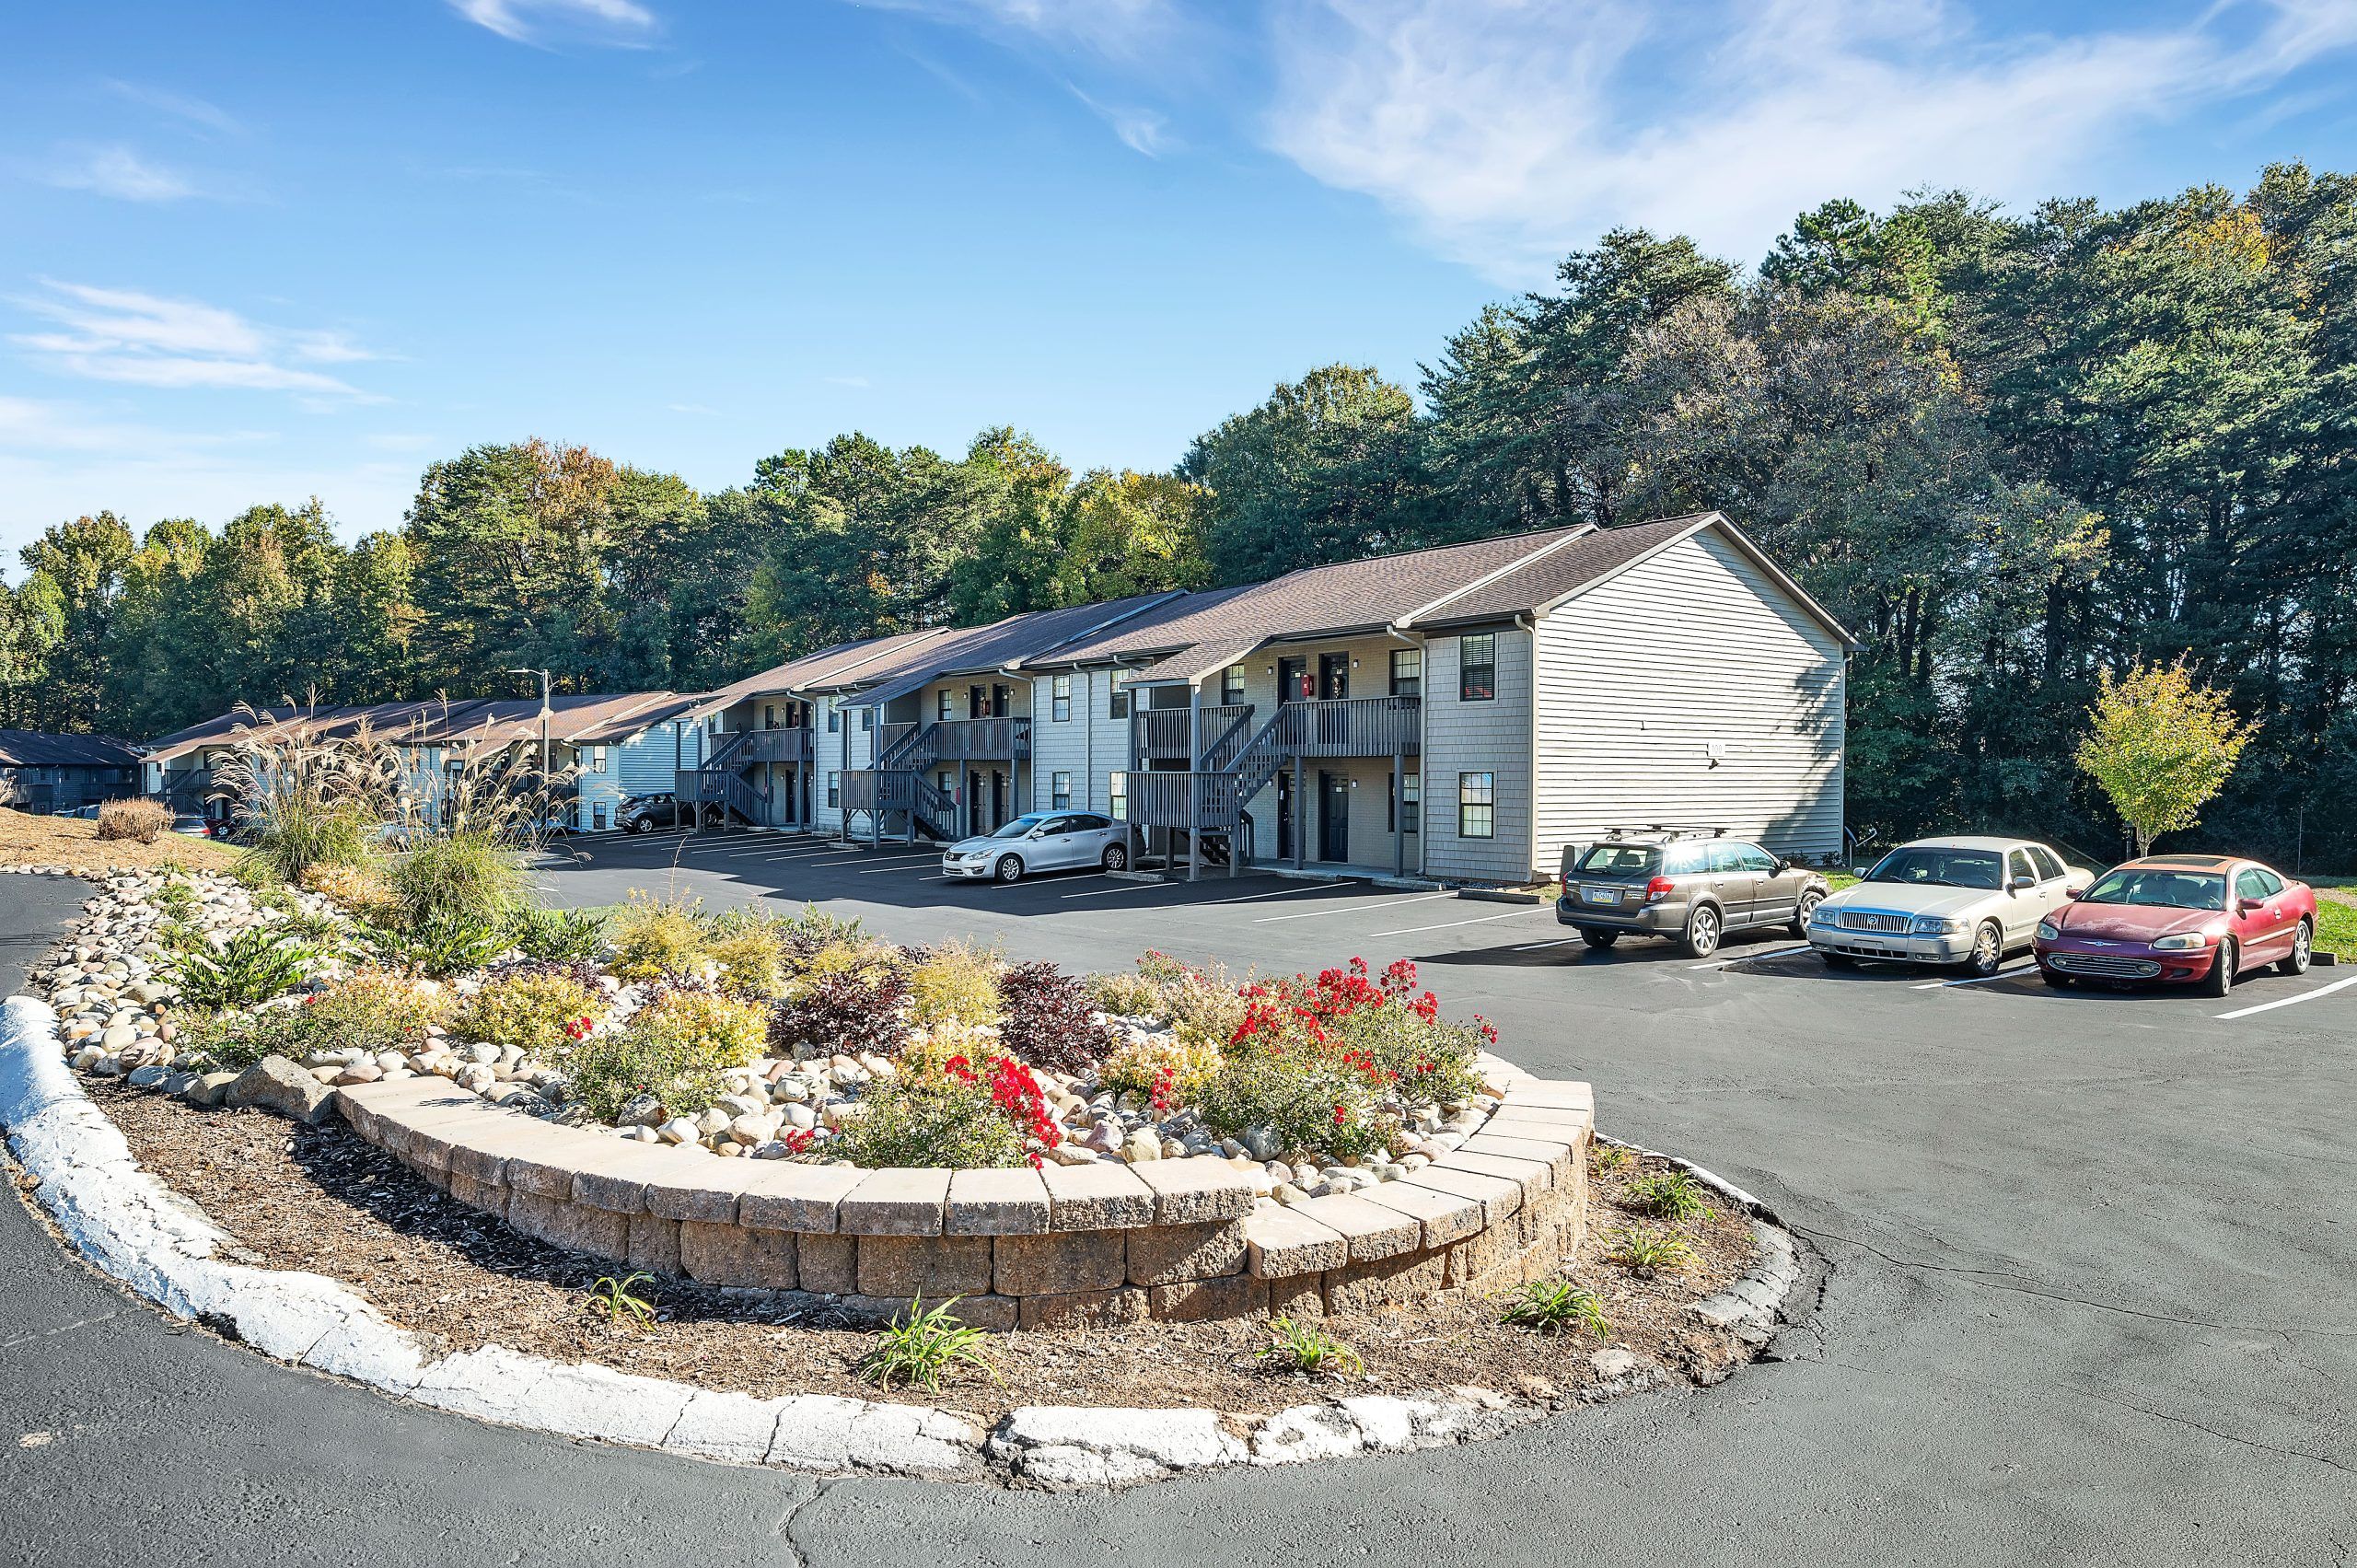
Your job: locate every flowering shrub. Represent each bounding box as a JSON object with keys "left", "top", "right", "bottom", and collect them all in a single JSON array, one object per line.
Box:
[
  {"left": 179, "top": 1005, "right": 306, "bottom": 1071},
  {"left": 633, "top": 987, "right": 767, "bottom": 1070},
  {"left": 995, "top": 959, "right": 1116, "bottom": 1075},
  {"left": 607, "top": 892, "right": 711, "bottom": 981},
  {"left": 770, "top": 940, "right": 909, "bottom": 1059},
  {"left": 830, "top": 1070, "right": 1028, "bottom": 1169},
  {"left": 1196, "top": 1051, "right": 1396, "bottom": 1163},
  {"left": 906, "top": 941, "right": 1004, "bottom": 1032},
  {"left": 453, "top": 970, "right": 603, "bottom": 1057},
  {"left": 941, "top": 1051, "right": 1062, "bottom": 1167}
]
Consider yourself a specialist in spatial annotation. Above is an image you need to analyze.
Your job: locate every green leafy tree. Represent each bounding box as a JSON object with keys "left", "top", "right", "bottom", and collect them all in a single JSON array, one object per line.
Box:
[{"left": 2075, "top": 660, "right": 2258, "bottom": 855}]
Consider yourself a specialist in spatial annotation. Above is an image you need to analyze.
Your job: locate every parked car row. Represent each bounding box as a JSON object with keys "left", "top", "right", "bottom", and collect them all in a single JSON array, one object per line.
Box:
[{"left": 1558, "top": 828, "right": 2320, "bottom": 997}]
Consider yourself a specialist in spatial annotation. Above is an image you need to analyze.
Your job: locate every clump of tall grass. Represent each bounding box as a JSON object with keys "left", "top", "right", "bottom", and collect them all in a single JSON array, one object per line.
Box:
[{"left": 213, "top": 701, "right": 398, "bottom": 885}]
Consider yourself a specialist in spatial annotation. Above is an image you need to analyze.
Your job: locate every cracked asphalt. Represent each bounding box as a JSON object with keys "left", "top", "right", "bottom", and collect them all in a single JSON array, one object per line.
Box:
[{"left": 4, "top": 836, "right": 2353, "bottom": 1565}]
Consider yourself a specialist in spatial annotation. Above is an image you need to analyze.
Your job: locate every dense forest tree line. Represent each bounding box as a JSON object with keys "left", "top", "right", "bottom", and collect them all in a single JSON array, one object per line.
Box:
[{"left": 5, "top": 164, "right": 2351, "bottom": 867}]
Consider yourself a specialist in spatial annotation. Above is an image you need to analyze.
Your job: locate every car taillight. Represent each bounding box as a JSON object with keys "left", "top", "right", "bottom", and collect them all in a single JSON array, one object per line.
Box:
[{"left": 1643, "top": 877, "right": 1674, "bottom": 904}]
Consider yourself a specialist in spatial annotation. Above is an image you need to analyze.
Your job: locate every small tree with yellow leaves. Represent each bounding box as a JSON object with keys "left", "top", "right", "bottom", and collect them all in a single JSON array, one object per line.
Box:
[{"left": 2074, "top": 660, "right": 2258, "bottom": 857}]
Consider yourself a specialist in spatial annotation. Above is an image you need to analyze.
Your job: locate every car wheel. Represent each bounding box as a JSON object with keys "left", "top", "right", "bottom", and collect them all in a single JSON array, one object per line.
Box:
[
  {"left": 627, "top": 819, "right": 650, "bottom": 835},
  {"left": 2278, "top": 919, "right": 2313, "bottom": 977},
  {"left": 1681, "top": 904, "right": 1722, "bottom": 959},
  {"left": 1578, "top": 926, "right": 1620, "bottom": 950},
  {"left": 1819, "top": 950, "right": 1855, "bottom": 969},
  {"left": 995, "top": 854, "right": 1025, "bottom": 884},
  {"left": 2040, "top": 967, "right": 2073, "bottom": 989},
  {"left": 1962, "top": 921, "right": 2004, "bottom": 977},
  {"left": 1101, "top": 842, "right": 1129, "bottom": 872},
  {"left": 2203, "top": 938, "right": 2237, "bottom": 997},
  {"left": 1789, "top": 889, "right": 1823, "bottom": 940}
]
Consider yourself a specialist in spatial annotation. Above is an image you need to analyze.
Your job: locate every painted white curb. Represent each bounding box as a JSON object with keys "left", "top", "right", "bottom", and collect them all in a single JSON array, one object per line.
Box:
[{"left": 3, "top": 992, "right": 1628, "bottom": 1488}]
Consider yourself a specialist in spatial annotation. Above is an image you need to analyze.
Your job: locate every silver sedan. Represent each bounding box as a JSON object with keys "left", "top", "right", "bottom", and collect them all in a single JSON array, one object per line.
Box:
[
  {"left": 1807, "top": 836, "right": 2094, "bottom": 976},
  {"left": 941, "top": 811, "right": 1132, "bottom": 883}
]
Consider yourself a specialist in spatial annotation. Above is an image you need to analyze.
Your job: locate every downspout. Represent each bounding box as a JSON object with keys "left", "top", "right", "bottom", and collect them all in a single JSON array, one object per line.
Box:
[
  {"left": 1517, "top": 612, "right": 1536, "bottom": 886},
  {"left": 1384, "top": 621, "right": 1428, "bottom": 880}
]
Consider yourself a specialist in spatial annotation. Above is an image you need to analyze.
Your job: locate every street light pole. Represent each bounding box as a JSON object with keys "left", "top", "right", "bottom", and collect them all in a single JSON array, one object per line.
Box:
[{"left": 505, "top": 667, "right": 552, "bottom": 794}]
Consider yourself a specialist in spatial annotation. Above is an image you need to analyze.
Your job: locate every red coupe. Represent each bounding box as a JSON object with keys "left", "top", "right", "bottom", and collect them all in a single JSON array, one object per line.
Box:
[{"left": 2033, "top": 854, "right": 2317, "bottom": 997}]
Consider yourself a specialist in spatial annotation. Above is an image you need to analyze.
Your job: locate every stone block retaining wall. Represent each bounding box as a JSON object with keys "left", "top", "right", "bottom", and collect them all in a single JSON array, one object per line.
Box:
[{"left": 333, "top": 1069, "right": 1594, "bottom": 1327}]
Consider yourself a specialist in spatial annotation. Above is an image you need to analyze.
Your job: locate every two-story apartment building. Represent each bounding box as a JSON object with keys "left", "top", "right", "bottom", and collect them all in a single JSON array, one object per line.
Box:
[{"left": 683, "top": 512, "right": 1852, "bottom": 883}]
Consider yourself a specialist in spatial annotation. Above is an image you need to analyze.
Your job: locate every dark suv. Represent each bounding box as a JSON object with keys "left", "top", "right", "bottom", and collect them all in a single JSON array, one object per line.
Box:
[
  {"left": 1556, "top": 829, "right": 1829, "bottom": 958},
  {"left": 617, "top": 793, "right": 690, "bottom": 834}
]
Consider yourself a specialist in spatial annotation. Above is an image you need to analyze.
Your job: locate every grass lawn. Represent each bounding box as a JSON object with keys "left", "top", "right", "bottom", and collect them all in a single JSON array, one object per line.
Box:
[
  {"left": 2312, "top": 896, "right": 2356, "bottom": 963},
  {"left": 0, "top": 807, "right": 241, "bottom": 879}
]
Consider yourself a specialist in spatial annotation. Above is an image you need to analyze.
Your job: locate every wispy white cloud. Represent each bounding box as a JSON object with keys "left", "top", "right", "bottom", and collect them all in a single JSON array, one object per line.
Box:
[
  {"left": 41, "top": 144, "right": 201, "bottom": 202},
  {"left": 102, "top": 80, "right": 243, "bottom": 137},
  {"left": 9, "top": 281, "right": 386, "bottom": 401},
  {"left": 1067, "top": 84, "right": 1172, "bottom": 156},
  {"left": 856, "top": 0, "right": 1184, "bottom": 61},
  {"left": 450, "top": 0, "right": 659, "bottom": 47},
  {"left": 1262, "top": 0, "right": 2357, "bottom": 281}
]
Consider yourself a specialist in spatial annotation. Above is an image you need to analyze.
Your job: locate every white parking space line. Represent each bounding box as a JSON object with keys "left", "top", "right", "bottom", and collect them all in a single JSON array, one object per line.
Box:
[
  {"left": 1062, "top": 880, "right": 1184, "bottom": 900},
  {"left": 1692, "top": 944, "right": 1817, "bottom": 970},
  {"left": 2217, "top": 972, "right": 2357, "bottom": 1020},
  {"left": 1362, "top": 909, "right": 1538, "bottom": 939},
  {"left": 803, "top": 852, "right": 934, "bottom": 867},
  {"left": 1912, "top": 962, "right": 2034, "bottom": 990},
  {"left": 1254, "top": 891, "right": 1452, "bottom": 924},
  {"left": 859, "top": 858, "right": 941, "bottom": 874},
  {"left": 1513, "top": 935, "right": 1581, "bottom": 951}
]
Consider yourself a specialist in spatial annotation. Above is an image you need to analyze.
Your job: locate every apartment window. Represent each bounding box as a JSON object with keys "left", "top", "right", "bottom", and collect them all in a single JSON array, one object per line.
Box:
[
  {"left": 860, "top": 709, "right": 873, "bottom": 733},
  {"left": 1388, "top": 771, "right": 1420, "bottom": 834},
  {"left": 1051, "top": 771, "right": 1073, "bottom": 810},
  {"left": 1389, "top": 648, "right": 1422, "bottom": 699},
  {"left": 1109, "top": 671, "right": 1132, "bottom": 720},
  {"left": 1458, "top": 634, "right": 1496, "bottom": 702},
  {"left": 937, "top": 690, "right": 952, "bottom": 721},
  {"left": 592, "top": 804, "right": 608, "bottom": 830},
  {"left": 1051, "top": 674, "right": 1072, "bottom": 723},
  {"left": 589, "top": 747, "right": 608, "bottom": 774},
  {"left": 1109, "top": 772, "right": 1128, "bottom": 821},
  {"left": 1457, "top": 772, "right": 1494, "bottom": 839},
  {"left": 1221, "top": 666, "right": 1246, "bottom": 706},
  {"left": 826, "top": 705, "right": 840, "bottom": 734},
  {"left": 826, "top": 772, "right": 841, "bottom": 808}
]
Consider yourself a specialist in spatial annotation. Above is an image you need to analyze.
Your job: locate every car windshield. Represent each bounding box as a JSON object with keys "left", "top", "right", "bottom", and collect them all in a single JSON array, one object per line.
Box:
[
  {"left": 989, "top": 814, "right": 1050, "bottom": 840},
  {"left": 2081, "top": 869, "right": 2226, "bottom": 911},
  {"left": 1864, "top": 846, "right": 2004, "bottom": 890}
]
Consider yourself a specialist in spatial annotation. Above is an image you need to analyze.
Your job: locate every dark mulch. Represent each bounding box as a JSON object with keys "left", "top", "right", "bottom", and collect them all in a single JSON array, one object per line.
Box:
[{"left": 93, "top": 1083, "right": 1765, "bottom": 1421}]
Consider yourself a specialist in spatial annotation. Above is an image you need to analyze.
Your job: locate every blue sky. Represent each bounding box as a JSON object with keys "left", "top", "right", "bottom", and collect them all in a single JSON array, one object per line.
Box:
[{"left": 4, "top": 0, "right": 2354, "bottom": 558}]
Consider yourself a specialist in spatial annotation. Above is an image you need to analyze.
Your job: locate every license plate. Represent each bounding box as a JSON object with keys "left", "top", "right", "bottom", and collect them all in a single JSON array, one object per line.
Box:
[{"left": 1582, "top": 887, "right": 1619, "bottom": 905}]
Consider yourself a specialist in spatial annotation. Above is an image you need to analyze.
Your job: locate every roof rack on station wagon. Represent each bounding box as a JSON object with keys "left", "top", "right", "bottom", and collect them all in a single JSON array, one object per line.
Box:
[{"left": 1601, "top": 824, "right": 1730, "bottom": 842}]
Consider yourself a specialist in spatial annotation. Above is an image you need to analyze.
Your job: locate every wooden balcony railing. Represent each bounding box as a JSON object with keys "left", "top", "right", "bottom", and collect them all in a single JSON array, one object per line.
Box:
[
  {"left": 729, "top": 726, "right": 815, "bottom": 764},
  {"left": 1131, "top": 704, "right": 1254, "bottom": 765},
  {"left": 927, "top": 715, "right": 1031, "bottom": 761},
  {"left": 1268, "top": 695, "right": 1420, "bottom": 758},
  {"left": 1120, "top": 771, "right": 1241, "bottom": 831}
]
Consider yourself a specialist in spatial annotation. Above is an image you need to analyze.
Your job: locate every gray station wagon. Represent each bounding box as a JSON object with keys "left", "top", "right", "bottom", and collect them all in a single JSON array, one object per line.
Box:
[{"left": 1555, "top": 830, "right": 1829, "bottom": 958}]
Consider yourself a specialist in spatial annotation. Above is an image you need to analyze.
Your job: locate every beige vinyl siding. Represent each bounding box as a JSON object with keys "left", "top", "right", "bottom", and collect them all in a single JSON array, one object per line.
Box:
[
  {"left": 1205, "top": 632, "right": 1419, "bottom": 871},
  {"left": 1421, "top": 627, "right": 1537, "bottom": 882},
  {"left": 810, "top": 695, "right": 876, "bottom": 833},
  {"left": 1531, "top": 528, "right": 1845, "bottom": 866}
]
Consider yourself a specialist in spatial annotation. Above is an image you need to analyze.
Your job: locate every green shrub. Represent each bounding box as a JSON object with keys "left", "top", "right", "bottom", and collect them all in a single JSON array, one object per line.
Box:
[
  {"left": 454, "top": 970, "right": 603, "bottom": 1056},
  {"left": 298, "top": 968, "right": 447, "bottom": 1055},
  {"left": 359, "top": 912, "right": 506, "bottom": 978},
  {"left": 1088, "top": 951, "right": 1248, "bottom": 1042},
  {"left": 1605, "top": 1225, "right": 1698, "bottom": 1275},
  {"left": 830, "top": 1074, "right": 1027, "bottom": 1168},
  {"left": 858, "top": 1297, "right": 999, "bottom": 1391},
  {"left": 560, "top": 1016, "right": 732, "bottom": 1124},
  {"left": 906, "top": 941, "right": 1003, "bottom": 1030},
  {"left": 633, "top": 988, "right": 767, "bottom": 1069},
  {"left": 708, "top": 926, "right": 786, "bottom": 1001},
  {"left": 608, "top": 892, "right": 710, "bottom": 981},
  {"left": 1258, "top": 1317, "right": 1364, "bottom": 1377},
  {"left": 178, "top": 1006, "right": 306, "bottom": 1070},
  {"left": 1499, "top": 1279, "right": 1610, "bottom": 1338},
  {"left": 1624, "top": 1169, "right": 1711, "bottom": 1222},
  {"left": 504, "top": 905, "right": 609, "bottom": 963},
  {"left": 387, "top": 828, "right": 527, "bottom": 928},
  {"left": 1097, "top": 1032, "right": 1222, "bottom": 1106},
  {"left": 1196, "top": 1051, "right": 1395, "bottom": 1163},
  {"left": 168, "top": 928, "right": 318, "bottom": 1008}
]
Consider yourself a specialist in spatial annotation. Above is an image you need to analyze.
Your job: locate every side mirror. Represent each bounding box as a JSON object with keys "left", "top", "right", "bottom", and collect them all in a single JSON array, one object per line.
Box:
[
  {"left": 2064, "top": 888, "right": 2081, "bottom": 900},
  {"left": 2238, "top": 898, "right": 2265, "bottom": 915}
]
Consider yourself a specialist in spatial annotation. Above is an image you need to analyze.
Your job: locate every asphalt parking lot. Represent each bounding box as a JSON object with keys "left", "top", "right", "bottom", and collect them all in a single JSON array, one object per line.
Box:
[{"left": 6, "top": 831, "right": 2353, "bottom": 1567}]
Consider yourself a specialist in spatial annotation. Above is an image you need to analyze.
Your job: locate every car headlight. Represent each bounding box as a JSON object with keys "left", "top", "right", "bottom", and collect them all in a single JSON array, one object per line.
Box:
[
  {"left": 2151, "top": 932, "right": 2212, "bottom": 950},
  {"left": 1808, "top": 908, "right": 1838, "bottom": 925},
  {"left": 2036, "top": 918, "right": 2061, "bottom": 941},
  {"left": 1910, "top": 915, "right": 1968, "bottom": 935}
]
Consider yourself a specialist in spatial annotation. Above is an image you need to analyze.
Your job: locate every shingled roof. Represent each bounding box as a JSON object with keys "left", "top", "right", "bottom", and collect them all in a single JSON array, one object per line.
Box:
[
  {"left": 0, "top": 731, "right": 142, "bottom": 769},
  {"left": 814, "top": 591, "right": 1189, "bottom": 706}
]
